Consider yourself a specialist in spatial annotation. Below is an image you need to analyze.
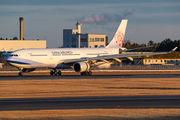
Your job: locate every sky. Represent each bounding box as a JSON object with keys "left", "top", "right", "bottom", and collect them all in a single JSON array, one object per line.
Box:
[{"left": 0, "top": 0, "right": 180, "bottom": 48}]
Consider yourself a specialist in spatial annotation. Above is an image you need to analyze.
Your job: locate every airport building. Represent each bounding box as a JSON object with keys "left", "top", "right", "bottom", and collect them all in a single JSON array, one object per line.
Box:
[
  {"left": 115, "top": 52, "right": 180, "bottom": 65},
  {"left": 140, "top": 58, "right": 180, "bottom": 65},
  {"left": 131, "top": 58, "right": 180, "bottom": 65},
  {"left": 0, "top": 17, "right": 46, "bottom": 58},
  {"left": 0, "top": 40, "right": 46, "bottom": 52},
  {"left": 63, "top": 22, "right": 108, "bottom": 48}
]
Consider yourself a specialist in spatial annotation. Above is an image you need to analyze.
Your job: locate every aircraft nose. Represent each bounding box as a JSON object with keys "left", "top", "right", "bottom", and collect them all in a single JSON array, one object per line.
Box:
[{"left": 6, "top": 56, "right": 14, "bottom": 64}]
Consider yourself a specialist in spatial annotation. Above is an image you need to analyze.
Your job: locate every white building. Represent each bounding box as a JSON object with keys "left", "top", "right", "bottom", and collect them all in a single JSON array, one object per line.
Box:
[
  {"left": 0, "top": 40, "right": 46, "bottom": 58},
  {"left": 63, "top": 22, "right": 108, "bottom": 48}
]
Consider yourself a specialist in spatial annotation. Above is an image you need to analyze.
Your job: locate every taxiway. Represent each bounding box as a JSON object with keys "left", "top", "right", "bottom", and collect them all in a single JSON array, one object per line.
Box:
[
  {"left": 0, "top": 95, "right": 180, "bottom": 111},
  {"left": 0, "top": 74, "right": 180, "bottom": 81}
]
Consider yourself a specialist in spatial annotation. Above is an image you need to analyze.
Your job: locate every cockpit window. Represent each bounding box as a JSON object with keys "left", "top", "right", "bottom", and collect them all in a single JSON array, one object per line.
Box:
[{"left": 10, "top": 54, "right": 18, "bottom": 57}]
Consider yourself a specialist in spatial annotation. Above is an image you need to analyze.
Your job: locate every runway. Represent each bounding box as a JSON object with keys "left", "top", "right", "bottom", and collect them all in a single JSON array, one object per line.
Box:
[
  {"left": 0, "top": 74, "right": 180, "bottom": 80},
  {"left": 1, "top": 74, "right": 180, "bottom": 111},
  {"left": 0, "top": 95, "right": 180, "bottom": 111}
]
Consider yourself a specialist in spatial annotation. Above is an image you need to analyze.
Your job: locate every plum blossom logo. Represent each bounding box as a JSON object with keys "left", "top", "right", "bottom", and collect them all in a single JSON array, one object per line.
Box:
[{"left": 114, "top": 30, "right": 124, "bottom": 46}]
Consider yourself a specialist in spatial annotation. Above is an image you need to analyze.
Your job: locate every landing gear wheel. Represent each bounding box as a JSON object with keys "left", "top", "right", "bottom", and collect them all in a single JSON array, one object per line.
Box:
[
  {"left": 54, "top": 71, "right": 58, "bottom": 76},
  {"left": 57, "top": 70, "right": 62, "bottom": 76},
  {"left": 88, "top": 71, "right": 92, "bottom": 75},
  {"left": 50, "top": 71, "right": 54, "bottom": 76},
  {"left": 81, "top": 72, "right": 85, "bottom": 76},
  {"left": 18, "top": 72, "right": 23, "bottom": 76},
  {"left": 81, "top": 71, "right": 92, "bottom": 76},
  {"left": 85, "top": 71, "right": 89, "bottom": 76},
  {"left": 50, "top": 69, "right": 61, "bottom": 76}
]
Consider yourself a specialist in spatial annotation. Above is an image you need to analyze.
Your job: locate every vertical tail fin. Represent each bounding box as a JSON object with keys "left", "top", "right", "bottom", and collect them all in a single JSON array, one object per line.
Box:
[{"left": 106, "top": 19, "right": 128, "bottom": 48}]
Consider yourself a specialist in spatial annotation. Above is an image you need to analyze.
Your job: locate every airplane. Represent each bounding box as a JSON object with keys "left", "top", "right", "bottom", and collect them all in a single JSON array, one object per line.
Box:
[{"left": 6, "top": 19, "right": 178, "bottom": 76}]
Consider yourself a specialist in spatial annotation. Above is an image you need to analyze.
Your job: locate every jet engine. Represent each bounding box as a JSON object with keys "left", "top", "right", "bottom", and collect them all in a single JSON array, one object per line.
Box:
[{"left": 73, "top": 62, "right": 90, "bottom": 72}]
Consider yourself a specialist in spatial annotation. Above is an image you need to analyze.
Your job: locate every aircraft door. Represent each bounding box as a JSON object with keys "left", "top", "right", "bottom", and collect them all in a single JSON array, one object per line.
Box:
[
  {"left": 49, "top": 51, "right": 53, "bottom": 60},
  {"left": 22, "top": 52, "right": 28, "bottom": 60}
]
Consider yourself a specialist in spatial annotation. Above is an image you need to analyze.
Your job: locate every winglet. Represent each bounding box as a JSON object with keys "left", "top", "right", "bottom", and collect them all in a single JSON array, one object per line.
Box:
[{"left": 169, "top": 47, "right": 178, "bottom": 53}]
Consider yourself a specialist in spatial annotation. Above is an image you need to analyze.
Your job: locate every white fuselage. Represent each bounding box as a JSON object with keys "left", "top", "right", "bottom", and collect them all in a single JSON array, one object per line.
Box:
[{"left": 6, "top": 47, "right": 119, "bottom": 69}]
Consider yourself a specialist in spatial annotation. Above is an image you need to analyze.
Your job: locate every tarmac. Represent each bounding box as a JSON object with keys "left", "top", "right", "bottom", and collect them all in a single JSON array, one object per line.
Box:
[{"left": 1, "top": 95, "right": 180, "bottom": 111}]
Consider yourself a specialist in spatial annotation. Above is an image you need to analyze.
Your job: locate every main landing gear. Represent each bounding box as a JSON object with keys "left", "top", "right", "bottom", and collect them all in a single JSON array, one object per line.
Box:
[
  {"left": 50, "top": 69, "right": 61, "bottom": 76},
  {"left": 80, "top": 71, "right": 92, "bottom": 76}
]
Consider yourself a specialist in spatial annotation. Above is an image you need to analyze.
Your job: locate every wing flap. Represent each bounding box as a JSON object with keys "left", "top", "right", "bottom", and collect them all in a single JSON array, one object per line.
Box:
[{"left": 63, "top": 58, "right": 88, "bottom": 64}]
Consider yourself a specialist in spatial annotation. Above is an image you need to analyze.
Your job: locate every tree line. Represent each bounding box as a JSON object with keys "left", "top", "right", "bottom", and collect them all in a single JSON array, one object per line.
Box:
[
  {"left": 123, "top": 38, "right": 180, "bottom": 52},
  {"left": 0, "top": 37, "right": 23, "bottom": 40}
]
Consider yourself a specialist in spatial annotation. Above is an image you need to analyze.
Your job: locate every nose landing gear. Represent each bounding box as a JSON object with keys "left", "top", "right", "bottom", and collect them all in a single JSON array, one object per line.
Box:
[
  {"left": 18, "top": 68, "right": 36, "bottom": 76},
  {"left": 18, "top": 72, "right": 23, "bottom": 76}
]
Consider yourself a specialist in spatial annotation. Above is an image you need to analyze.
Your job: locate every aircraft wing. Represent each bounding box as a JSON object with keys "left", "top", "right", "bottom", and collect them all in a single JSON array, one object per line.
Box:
[{"left": 61, "top": 47, "right": 178, "bottom": 64}]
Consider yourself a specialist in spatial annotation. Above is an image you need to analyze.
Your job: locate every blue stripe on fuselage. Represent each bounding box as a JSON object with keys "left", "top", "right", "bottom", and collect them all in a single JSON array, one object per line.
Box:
[
  {"left": 6, "top": 57, "right": 43, "bottom": 65},
  {"left": 6, "top": 60, "right": 30, "bottom": 65}
]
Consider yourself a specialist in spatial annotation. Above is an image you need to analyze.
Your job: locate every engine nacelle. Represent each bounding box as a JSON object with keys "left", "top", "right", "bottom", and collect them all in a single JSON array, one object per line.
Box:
[{"left": 73, "top": 62, "right": 90, "bottom": 72}]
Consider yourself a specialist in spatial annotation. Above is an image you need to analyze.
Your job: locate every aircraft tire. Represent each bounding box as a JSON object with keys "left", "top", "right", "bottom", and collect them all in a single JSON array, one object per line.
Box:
[
  {"left": 88, "top": 71, "right": 92, "bottom": 75},
  {"left": 85, "top": 72, "right": 89, "bottom": 76},
  {"left": 81, "top": 71, "right": 92, "bottom": 76},
  {"left": 18, "top": 72, "right": 23, "bottom": 76},
  {"left": 81, "top": 72, "right": 85, "bottom": 76},
  {"left": 54, "top": 70, "right": 58, "bottom": 76},
  {"left": 57, "top": 71, "right": 61, "bottom": 76},
  {"left": 50, "top": 71, "right": 54, "bottom": 76}
]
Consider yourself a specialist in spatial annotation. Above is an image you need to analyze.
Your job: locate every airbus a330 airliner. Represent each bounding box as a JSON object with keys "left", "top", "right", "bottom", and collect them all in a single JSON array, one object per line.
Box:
[{"left": 6, "top": 19, "right": 177, "bottom": 76}]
